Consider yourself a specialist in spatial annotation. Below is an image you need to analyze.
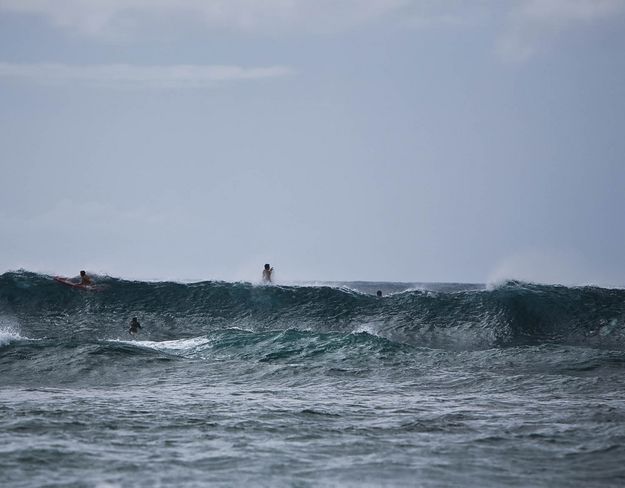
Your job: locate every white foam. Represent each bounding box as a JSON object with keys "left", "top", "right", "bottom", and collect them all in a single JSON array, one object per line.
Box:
[
  {"left": 226, "top": 325, "right": 254, "bottom": 332},
  {"left": 353, "top": 322, "right": 382, "bottom": 337},
  {"left": 0, "top": 318, "right": 23, "bottom": 346},
  {"left": 113, "top": 336, "right": 212, "bottom": 353}
]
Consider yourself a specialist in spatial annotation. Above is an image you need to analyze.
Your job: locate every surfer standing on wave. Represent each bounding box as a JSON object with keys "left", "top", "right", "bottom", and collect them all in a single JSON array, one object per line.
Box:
[
  {"left": 262, "top": 264, "right": 273, "bottom": 283},
  {"left": 80, "top": 270, "right": 92, "bottom": 286},
  {"left": 129, "top": 317, "right": 142, "bottom": 336}
]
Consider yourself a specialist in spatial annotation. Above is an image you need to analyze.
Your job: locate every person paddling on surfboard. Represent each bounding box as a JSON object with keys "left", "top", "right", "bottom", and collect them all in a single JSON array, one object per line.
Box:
[
  {"left": 262, "top": 264, "right": 273, "bottom": 283},
  {"left": 129, "top": 317, "right": 142, "bottom": 336},
  {"left": 80, "top": 270, "right": 92, "bottom": 286}
]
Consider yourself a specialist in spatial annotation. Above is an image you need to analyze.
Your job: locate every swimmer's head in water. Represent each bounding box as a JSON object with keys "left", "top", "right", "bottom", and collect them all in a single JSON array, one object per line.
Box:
[{"left": 376, "top": 290, "right": 382, "bottom": 297}]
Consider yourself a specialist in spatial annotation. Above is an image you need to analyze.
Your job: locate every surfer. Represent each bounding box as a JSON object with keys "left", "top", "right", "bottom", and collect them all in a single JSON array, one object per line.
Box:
[
  {"left": 262, "top": 264, "right": 274, "bottom": 283},
  {"left": 80, "top": 270, "right": 92, "bottom": 286},
  {"left": 129, "top": 317, "right": 142, "bottom": 336}
]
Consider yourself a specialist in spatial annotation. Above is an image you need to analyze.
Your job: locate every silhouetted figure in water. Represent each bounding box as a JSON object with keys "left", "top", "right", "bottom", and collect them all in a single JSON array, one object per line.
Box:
[
  {"left": 80, "top": 270, "right": 92, "bottom": 285},
  {"left": 376, "top": 290, "right": 382, "bottom": 297},
  {"left": 262, "top": 264, "right": 274, "bottom": 283},
  {"left": 129, "top": 317, "right": 142, "bottom": 336}
]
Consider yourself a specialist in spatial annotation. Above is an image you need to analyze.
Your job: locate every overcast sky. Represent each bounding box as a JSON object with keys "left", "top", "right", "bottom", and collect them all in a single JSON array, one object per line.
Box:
[{"left": 1, "top": 0, "right": 624, "bottom": 285}]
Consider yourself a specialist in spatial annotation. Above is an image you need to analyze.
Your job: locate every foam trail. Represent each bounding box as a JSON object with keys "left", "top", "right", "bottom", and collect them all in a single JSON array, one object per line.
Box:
[{"left": 112, "top": 337, "right": 213, "bottom": 354}]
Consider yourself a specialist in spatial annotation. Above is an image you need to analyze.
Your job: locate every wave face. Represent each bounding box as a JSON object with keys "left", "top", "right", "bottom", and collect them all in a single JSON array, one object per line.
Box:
[{"left": 1, "top": 271, "right": 624, "bottom": 350}]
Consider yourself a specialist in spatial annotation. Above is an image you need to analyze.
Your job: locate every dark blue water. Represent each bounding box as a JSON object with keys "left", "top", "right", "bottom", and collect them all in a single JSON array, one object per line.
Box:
[{"left": 1, "top": 271, "right": 625, "bottom": 487}]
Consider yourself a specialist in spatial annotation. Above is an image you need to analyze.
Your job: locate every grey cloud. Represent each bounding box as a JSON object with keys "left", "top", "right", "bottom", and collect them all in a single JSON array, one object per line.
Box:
[
  {"left": 0, "top": 63, "right": 294, "bottom": 88},
  {"left": 498, "top": 0, "right": 625, "bottom": 62}
]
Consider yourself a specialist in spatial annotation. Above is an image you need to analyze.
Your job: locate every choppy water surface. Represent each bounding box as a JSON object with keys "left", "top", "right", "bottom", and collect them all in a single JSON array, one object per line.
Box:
[{"left": 1, "top": 271, "right": 624, "bottom": 487}]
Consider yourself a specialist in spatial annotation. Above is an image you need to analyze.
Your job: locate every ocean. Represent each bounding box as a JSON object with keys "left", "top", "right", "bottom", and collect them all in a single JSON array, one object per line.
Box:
[{"left": 1, "top": 270, "right": 624, "bottom": 487}]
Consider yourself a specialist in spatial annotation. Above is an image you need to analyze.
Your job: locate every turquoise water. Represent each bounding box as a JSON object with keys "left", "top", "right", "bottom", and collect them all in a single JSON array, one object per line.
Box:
[{"left": 1, "top": 271, "right": 624, "bottom": 487}]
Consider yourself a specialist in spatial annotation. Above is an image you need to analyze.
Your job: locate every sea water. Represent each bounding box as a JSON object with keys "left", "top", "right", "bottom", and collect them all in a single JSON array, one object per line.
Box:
[{"left": 1, "top": 271, "right": 624, "bottom": 487}]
